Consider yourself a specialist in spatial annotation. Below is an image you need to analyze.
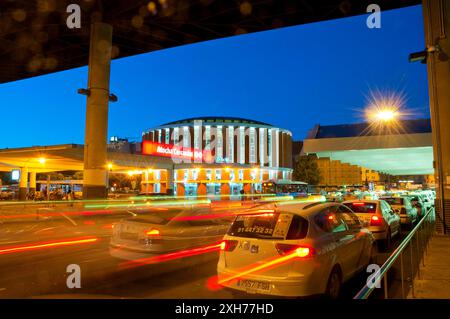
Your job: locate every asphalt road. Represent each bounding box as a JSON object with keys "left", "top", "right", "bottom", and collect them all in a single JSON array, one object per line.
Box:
[{"left": 0, "top": 205, "right": 415, "bottom": 299}]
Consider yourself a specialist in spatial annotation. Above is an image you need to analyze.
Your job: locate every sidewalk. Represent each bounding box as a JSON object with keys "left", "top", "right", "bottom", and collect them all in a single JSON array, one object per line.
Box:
[{"left": 409, "top": 234, "right": 450, "bottom": 298}]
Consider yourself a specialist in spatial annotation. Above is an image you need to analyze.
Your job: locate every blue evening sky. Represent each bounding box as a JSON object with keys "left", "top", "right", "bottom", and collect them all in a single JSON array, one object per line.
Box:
[{"left": 0, "top": 5, "right": 428, "bottom": 148}]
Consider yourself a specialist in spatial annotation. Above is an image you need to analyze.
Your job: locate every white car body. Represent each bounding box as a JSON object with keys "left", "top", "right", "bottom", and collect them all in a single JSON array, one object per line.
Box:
[
  {"left": 217, "top": 201, "right": 375, "bottom": 297},
  {"left": 343, "top": 200, "right": 401, "bottom": 245}
]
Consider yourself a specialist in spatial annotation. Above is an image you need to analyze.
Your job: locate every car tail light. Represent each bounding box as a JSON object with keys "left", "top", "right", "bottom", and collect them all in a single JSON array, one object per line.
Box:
[
  {"left": 370, "top": 215, "right": 382, "bottom": 226},
  {"left": 275, "top": 244, "right": 315, "bottom": 258},
  {"left": 220, "top": 240, "right": 238, "bottom": 252},
  {"left": 144, "top": 229, "right": 161, "bottom": 237}
]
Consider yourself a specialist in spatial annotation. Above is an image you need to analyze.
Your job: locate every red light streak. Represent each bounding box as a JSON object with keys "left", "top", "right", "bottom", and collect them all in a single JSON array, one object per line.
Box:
[
  {"left": 0, "top": 209, "right": 113, "bottom": 220},
  {"left": 207, "top": 248, "right": 308, "bottom": 291},
  {"left": 119, "top": 242, "right": 223, "bottom": 270},
  {"left": 171, "top": 212, "right": 238, "bottom": 221},
  {"left": 0, "top": 237, "right": 99, "bottom": 255}
]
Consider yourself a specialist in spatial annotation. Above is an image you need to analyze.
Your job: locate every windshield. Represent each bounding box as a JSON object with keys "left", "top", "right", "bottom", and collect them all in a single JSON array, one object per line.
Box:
[
  {"left": 344, "top": 202, "right": 377, "bottom": 214},
  {"left": 382, "top": 197, "right": 404, "bottom": 205}
]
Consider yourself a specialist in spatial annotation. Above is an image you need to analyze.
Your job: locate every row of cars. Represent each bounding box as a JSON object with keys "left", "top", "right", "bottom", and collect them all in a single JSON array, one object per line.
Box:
[{"left": 108, "top": 191, "right": 435, "bottom": 299}]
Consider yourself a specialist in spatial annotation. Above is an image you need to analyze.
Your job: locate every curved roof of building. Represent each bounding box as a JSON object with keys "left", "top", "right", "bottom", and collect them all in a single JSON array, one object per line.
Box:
[{"left": 160, "top": 116, "right": 274, "bottom": 127}]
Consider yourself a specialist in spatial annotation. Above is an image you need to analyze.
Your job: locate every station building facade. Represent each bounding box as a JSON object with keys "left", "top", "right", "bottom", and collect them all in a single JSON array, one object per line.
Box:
[{"left": 141, "top": 117, "right": 293, "bottom": 197}]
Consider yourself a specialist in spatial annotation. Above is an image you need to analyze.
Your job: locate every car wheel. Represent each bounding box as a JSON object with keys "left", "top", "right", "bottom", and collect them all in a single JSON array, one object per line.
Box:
[{"left": 326, "top": 267, "right": 342, "bottom": 300}]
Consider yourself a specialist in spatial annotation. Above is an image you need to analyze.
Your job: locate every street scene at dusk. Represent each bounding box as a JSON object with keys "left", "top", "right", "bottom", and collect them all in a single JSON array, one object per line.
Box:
[{"left": 0, "top": 0, "right": 449, "bottom": 315}]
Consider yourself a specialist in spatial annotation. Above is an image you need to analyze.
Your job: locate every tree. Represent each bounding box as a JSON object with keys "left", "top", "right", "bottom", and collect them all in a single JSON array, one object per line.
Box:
[
  {"left": 73, "top": 171, "right": 83, "bottom": 180},
  {"left": 0, "top": 172, "right": 12, "bottom": 185},
  {"left": 293, "top": 154, "right": 321, "bottom": 185}
]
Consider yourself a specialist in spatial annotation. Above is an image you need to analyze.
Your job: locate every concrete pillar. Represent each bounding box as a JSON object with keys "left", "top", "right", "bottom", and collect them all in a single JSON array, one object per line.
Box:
[
  {"left": 83, "top": 22, "right": 113, "bottom": 199},
  {"left": 29, "top": 171, "right": 37, "bottom": 195},
  {"left": 167, "top": 168, "right": 175, "bottom": 196},
  {"left": 220, "top": 183, "right": 230, "bottom": 196},
  {"left": 176, "top": 183, "right": 185, "bottom": 197},
  {"left": 423, "top": 0, "right": 450, "bottom": 234},
  {"left": 197, "top": 183, "right": 207, "bottom": 196},
  {"left": 18, "top": 167, "right": 28, "bottom": 201}
]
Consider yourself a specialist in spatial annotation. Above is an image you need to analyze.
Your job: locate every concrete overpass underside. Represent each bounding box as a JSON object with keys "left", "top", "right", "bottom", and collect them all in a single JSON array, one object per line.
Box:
[{"left": 0, "top": 144, "right": 173, "bottom": 173}]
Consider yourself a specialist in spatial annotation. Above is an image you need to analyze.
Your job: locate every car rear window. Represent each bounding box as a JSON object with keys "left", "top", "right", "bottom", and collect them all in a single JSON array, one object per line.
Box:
[
  {"left": 228, "top": 212, "right": 307, "bottom": 239},
  {"left": 344, "top": 202, "right": 377, "bottom": 213},
  {"left": 382, "top": 197, "right": 404, "bottom": 205}
]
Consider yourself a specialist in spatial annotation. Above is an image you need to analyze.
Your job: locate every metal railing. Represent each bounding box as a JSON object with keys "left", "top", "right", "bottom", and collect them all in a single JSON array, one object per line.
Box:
[{"left": 354, "top": 206, "right": 435, "bottom": 299}]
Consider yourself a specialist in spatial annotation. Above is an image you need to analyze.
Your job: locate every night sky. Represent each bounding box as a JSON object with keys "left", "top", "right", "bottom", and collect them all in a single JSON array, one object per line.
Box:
[{"left": 0, "top": 4, "right": 428, "bottom": 148}]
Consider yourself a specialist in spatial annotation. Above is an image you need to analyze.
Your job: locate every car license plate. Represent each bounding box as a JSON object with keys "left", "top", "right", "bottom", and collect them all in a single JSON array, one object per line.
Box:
[{"left": 237, "top": 279, "right": 270, "bottom": 291}]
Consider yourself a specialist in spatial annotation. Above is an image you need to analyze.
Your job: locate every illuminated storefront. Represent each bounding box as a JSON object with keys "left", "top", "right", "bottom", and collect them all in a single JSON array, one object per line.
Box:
[{"left": 141, "top": 117, "right": 293, "bottom": 197}]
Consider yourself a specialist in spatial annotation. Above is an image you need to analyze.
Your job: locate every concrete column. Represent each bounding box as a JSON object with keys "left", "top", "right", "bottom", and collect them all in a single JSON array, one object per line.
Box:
[
  {"left": 197, "top": 183, "right": 207, "bottom": 196},
  {"left": 83, "top": 22, "right": 113, "bottom": 199},
  {"left": 423, "top": 0, "right": 450, "bottom": 234},
  {"left": 29, "top": 171, "right": 37, "bottom": 194},
  {"left": 18, "top": 167, "right": 28, "bottom": 201},
  {"left": 167, "top": 167, "right": 174, "bottom": 195},
  {"left": 220, "top": 183, "right": 230, "bottom": 196},
  {"left": 176, "top": 183, "right": 185, "bottom": 197}
]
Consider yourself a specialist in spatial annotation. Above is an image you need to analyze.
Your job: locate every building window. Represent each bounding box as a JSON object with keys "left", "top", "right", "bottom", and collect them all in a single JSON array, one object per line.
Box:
[
  {"left": 215, "top": 169, "right": 221, "bottom": 181},
  {"left": 154, "top": 170, "right": 161, "bottom": 180},
  {"left": 206, "top": 169, "right": 212, "bottom": 181},
  {"left": 216, "top": 126, "right": 223, "bottom": 162},
  {"left": 183, "top": 126, "right": 189, "bottom": 147},
  {"left": 274, "top": 129, "right": 279, "bottom": 167},
  {"left": 228, "top": 126, "right": 234, "bottom": 163},
  {"left": 229, "top": 169, "right": 235, "bottom": 181},
  {"left": 205, "top": 126, "right": 211, "bottom": 151},
  {"left": 192, "top": 169, "right": 198, "bottom": 180},
  {"left": 183, "top": 169, "right": 189, "bottom": 181},
  {"left": 158, "top": 130, "right": 162, "bottom": 143},
  {"left": 268, "top": 129, "right": 273, "bottom": 167},
  {"left": 173, "top": 128, "right": 179, "bottom": 145},
  {"left": 259, "top": 128, "right": 265, "bottom": 166},
  {"left": 238, "top": 169, "right": 244, "bottom": 181},
  {"left": 165, "top": 128, "right": 170, "bottom": 144},
  {"left": 249, "top": 127, "right": 256, "bottom": 164},
  {"left": 194, "top": 125, "right": 201, "bottom": 150},
  {"left": 239, "top": 126, "right": 245, "bottom": 164}
]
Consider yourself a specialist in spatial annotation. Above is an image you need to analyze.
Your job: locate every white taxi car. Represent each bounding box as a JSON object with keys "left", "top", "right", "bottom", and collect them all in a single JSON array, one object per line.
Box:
[
  {"left": 343, "top": 200, "right": 401, "bottom": 249},
  {"left": 217, "top": 201, "right": 376, "bottom": 298}
]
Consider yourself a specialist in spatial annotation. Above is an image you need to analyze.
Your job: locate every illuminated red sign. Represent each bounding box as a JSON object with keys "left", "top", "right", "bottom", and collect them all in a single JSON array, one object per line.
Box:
[{"left": 142, "top": 141, "right": 211, "bottom": 162}]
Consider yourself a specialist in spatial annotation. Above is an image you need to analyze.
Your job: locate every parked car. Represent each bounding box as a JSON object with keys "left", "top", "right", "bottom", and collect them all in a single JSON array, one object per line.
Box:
[
  {"left": 343, "top": 200, "right": 401, "bottom": 249},
  {"left": 217, "top": 201, "right": 376, "bottom": 299},
  {"left": 420, "top": 191, "right": 435, "bottom": 210},
  {"left": 110, "top": 207, "right": 232, "bottom": 261},
  {"left": 380, "top": 196, "right": 418, "bottom": 228},
  {"left": 407, "top": 194, "right": 426, "bottom": 218},
  {"left": 0, "top": 188, "right": 14, "bottom": 200}
]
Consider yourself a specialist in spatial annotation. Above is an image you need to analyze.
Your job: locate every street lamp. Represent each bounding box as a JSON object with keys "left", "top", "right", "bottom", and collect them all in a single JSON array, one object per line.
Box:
[
  {"left": 366, "top": 107, "right": 399, "bottom": 124},
  {"left": 374, "top": 109, "right": 398, "bottom": 122}
]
